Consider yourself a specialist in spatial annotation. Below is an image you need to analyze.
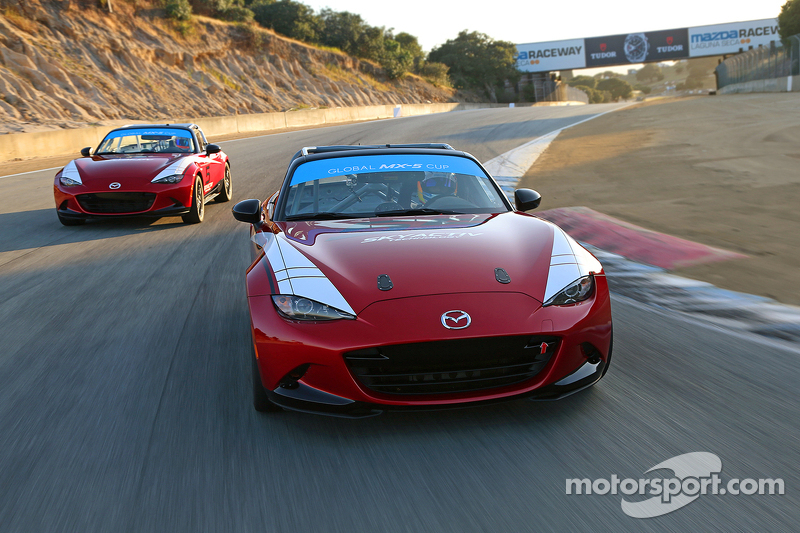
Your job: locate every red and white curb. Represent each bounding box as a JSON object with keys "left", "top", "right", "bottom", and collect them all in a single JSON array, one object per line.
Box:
[{"left": 487, "top": 118, "right": 800, "bottom": 345}]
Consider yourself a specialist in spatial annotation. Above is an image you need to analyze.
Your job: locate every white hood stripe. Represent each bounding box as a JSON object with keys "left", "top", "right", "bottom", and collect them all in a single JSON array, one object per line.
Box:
[
  {"left": 543, "top": 225, "right": 603, "bottom": 302},
  {"left": 62, "top": 160, "right": 82, "bottom": 184},
  {"left": 151, "top": 156, "right": 203, "bottom": 182},
  {"left": 257, "top": 233, "right": 355, "bottom": 315}
]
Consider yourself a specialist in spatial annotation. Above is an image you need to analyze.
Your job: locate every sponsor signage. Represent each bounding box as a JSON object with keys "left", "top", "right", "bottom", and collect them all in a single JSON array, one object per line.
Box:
[
  {"left": 585, "top": 29, "right": 689, "bottom": 67},
  {"left": 514, "top": 19, "right": 781, "bottom": 73},
  {"left": 516, "top": 38, "right": 586, "bottom": 72},
  {"left": 689, "top": 19, "right": 779, "bottom": 57}
]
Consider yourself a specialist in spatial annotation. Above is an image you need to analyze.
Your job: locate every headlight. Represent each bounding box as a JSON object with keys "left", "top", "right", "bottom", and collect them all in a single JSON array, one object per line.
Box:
[
  {"left": 152, "top": 174, "right": 184, "bottom": 184},
  {"left": 544, "top": 275, "right": 594, "bottom": 306},
  {"left": 272, "top": 295, "right": 356, "bottom": 321},
  {"left": 59, "top": 177, "right": 82, "bottom": 187}
]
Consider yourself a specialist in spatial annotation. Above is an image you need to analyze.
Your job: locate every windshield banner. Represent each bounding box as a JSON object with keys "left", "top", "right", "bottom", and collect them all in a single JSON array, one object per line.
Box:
[
  {"left": 102, "top": 128, "right": 194, "bottom": 140},
  {"left": 290, "top": 155, "right": 486, "bottom": 185}
]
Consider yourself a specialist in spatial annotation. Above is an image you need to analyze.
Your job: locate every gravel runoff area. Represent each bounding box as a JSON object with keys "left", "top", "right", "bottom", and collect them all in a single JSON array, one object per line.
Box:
[{"left": 520, "top": 93, "right": 800, "bottom": 308}]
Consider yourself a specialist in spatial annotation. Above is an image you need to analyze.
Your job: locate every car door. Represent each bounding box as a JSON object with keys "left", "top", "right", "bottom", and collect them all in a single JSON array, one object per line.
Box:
[{"left": 195, "top": 129, "right": 224, "bottom": 191}]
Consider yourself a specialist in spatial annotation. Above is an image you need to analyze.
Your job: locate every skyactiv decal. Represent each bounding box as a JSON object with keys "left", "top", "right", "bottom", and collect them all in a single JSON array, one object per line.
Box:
[{"left": 584, "top": 29, "right": 689, "bottom": 67}]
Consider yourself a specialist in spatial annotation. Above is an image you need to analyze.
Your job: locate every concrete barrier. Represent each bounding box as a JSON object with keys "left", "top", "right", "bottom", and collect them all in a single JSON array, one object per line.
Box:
[
  {"left": 236, "top": 111, "right": 287, "bottom": 132},
  {"left": 719, "top": 75, "right": 800, "bottom": 94},
  {"left": 188, "top": 115, "right": 240, "bottom": 136},
  {"left": 0, "top": 100, "right": 577, "bottom": 163},
  {"left": 0, "top": 125, "right": 107, "bottom": 162}
]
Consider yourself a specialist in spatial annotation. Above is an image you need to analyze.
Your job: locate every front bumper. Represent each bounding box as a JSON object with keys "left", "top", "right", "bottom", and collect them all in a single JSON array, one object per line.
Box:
[
  {"left": 56, "top": 204, "right": 191, "bottom": 220},
  {"left": 266, "top": 357, "right": 608, "bottom": 418},
  {"left": 251, "top": 277, "right": 613, "bottom": 417},
  {"left": 54, "top": 181, "right": 193, "bottom": 219}
]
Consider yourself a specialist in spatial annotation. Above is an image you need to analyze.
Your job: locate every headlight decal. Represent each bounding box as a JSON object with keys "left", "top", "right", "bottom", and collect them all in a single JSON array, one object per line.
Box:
[
  {"left": 151, "top": 156, "right": 200, "bottom": 183},
  {"left": 543, "top": 225, "right": 603, "bottom": 302},
  {"left": 61, "top": 160, "right": 83, "bottom": 186},
  {"left": 260, "top": 234, "right": 356, "bottom": 316}
]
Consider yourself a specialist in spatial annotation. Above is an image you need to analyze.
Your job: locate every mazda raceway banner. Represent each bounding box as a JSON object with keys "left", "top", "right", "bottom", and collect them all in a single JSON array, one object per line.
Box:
[{"left": 515, "top": 18, "right": 779, "bottom": 73}]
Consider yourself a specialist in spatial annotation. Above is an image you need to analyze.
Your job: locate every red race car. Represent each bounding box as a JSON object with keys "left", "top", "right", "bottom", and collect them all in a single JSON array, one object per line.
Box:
[
  {"left": 233, "top": 144, "right": 612, "bottom": 417},
  {"left": 54, "top": 124, "right": 231, "bottom": 225}
]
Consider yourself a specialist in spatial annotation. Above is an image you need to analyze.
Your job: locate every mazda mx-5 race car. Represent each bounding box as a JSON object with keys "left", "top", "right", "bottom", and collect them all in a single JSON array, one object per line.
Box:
[
  {"left": 233, "top": 144, "right": 612, "bottom": 417},
  {"left": 54, "top": 124, "right": 232, "bottom": 225}
]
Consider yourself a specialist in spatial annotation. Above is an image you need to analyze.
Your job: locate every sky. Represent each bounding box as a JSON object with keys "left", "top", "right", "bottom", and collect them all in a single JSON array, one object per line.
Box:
[{"left": 301, "top": 0, "right": 787, "bottom": 53}]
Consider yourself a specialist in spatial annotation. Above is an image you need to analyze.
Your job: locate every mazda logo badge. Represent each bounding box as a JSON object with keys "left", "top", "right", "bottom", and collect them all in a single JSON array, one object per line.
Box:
[
  {"left": 109, "top": 182, "right": 121, "bottom": 189},
  {"left": 441, "top": 310, "right": 471, "bottom": 330}
]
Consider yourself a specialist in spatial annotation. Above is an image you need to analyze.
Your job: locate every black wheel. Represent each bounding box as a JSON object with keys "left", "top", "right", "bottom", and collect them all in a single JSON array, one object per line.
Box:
[
  {"left": 182, "top": 175, "right": 205, "bottom": 224},
  {"left": 252, "top": 343, "right": 281, "bottom": 412},
  {"left": 57, "top": 212, "right": 85, "bottom": 226},
  {"left": 215, "top": 163, "right": 232, "bottom": 203}
]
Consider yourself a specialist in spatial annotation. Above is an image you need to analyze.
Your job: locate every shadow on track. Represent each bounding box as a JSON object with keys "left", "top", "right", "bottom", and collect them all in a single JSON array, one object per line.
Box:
[{"left": 0, "top": 208, "right": 192, "bottom": 254}]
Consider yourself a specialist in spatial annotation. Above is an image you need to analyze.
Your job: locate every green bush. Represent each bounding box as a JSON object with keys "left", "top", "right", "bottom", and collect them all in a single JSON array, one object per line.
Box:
[
  {"left": 220, "top": 5, "right": 254, "bottom": 22},
  {"left": 418, "top": 61, "right": 450, "bottom": 87},
  {"left": 779, "top": 0, "right": 800, "bottom": 43},
  {"left": 380, "top": 39, "right": 413, "bottom": 79},
  {"left": 566, "top": 75, "right": 596, "bottom": 89},
  {"left": 166, "top": 0, "right": 192, "bottom": 20}
]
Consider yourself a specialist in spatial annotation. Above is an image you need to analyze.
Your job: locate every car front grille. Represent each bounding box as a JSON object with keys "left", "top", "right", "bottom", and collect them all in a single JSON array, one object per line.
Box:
[
  {"left": 344, "top": 335, "right": 559, "bottom": 396},
  {"left": 77, "top": 192, "right": 156, "bottom": 214}
]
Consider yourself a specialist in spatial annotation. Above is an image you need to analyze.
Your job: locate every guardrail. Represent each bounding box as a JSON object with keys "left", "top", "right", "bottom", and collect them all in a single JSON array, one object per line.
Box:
[{"left": 716, "top": 34, "right": 800, "bottom": 89}]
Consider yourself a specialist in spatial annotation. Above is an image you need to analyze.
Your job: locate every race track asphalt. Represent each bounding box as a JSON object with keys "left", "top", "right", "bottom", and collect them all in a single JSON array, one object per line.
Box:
[{"left": 0, "top": 104, "right": 797, "bottom": 532}]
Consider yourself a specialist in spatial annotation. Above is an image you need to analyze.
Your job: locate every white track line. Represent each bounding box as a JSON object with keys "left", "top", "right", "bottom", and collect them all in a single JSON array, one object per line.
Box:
[
  {"left": 0, "top": 166, "right": 61, "bottom": 179},
  {"left": 484, "top": 104, "right": 633, "bottom": 199}
]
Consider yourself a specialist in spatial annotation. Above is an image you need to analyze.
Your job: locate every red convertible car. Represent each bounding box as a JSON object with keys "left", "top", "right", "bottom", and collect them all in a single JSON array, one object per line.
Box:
[
  {"left": 54, "top": 124, "right": 231, "bottom": 225},
  {"left": 233, "top": 144, "right": 612, "bottom": 417}
]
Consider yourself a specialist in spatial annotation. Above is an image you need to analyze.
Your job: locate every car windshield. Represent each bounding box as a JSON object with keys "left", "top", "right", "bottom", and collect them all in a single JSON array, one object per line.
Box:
[
  {"left": 96, "top": 128, "right": 196, "bottom": 154},
  {"left": 279, "top": 154, "right": 509, "bottom": 220}
]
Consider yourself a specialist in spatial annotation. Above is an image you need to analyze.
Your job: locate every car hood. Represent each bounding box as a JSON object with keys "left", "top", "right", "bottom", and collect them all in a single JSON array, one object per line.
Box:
[
  {"left": 252, "top": 212, "right": 601, "bottom": 314},
  {"left": 69, "top": 154, "right": 195, "bottom": 184}
]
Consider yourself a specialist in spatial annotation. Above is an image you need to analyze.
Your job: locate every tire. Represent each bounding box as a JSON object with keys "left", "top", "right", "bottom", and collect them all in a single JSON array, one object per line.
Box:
[
  {"left": 252, "top": 343, "right": 281, "bottom": 412},
  {"left": 215, "top": 163, "right": 232, "bottom": 203},
  {"left": 57, "top": 212, "right": 85, "bottom": 226},
  {"left": 181, "top": 175, "right": 205, "bottom": 224},
  {"left": 600, "top": 331, "right": 613, "bottom": 379}
]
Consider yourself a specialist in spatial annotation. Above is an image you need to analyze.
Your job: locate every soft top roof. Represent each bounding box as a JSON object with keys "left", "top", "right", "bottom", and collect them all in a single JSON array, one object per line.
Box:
[
  {"left": 291, "top": 144, "right": 455, "bottom": 161},
  {"left": 112, "top": 123, "right": 200, "bottom": 132}
]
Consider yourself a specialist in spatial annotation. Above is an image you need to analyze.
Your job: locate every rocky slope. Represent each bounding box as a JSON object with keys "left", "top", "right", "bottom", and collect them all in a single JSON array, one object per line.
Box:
[{"left": 0, "top": 0, "right": 455, "bottom": 134}]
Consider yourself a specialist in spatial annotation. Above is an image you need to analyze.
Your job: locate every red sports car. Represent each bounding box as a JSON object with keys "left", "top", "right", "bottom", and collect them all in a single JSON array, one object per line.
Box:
[
  {"left": 233, "top": 144, "right": 612, "bottom": 417},
  {"left": 54, "top": 124, "right": 231, "bottom": 225}
]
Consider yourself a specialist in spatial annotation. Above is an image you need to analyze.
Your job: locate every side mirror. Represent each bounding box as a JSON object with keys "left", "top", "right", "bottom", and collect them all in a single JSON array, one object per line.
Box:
[
  {"left": 205, "top": 144, "right": 221, "bottom": 155},
  {"left": 232, "top": 199, "right": 263, "bottom": 225},
  {"left": 81, "top": 147, "right": 93, "bottom": 157},
  {"left": 514, "top": 188, "right": 542, "bottom": 211}
]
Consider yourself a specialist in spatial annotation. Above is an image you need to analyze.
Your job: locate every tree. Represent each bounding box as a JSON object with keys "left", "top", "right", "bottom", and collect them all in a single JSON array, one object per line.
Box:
[
  {"left": 633, "top": 83, "right": 652, "bottom": 94},
  {"left": 575, "top": 86, "right": 611, "bottom": 104},
  {"left": 166, "top": 0, "right": 192, "bottom": 20},
  {"left": 318, "top": 9, "right": 367, "bottom": 56},
  {"left": 567, "top": 75, "right": 596, "bottom": 89},
  {"left": 251, "top": 0, "right": 322, "bottom": 43},
  {"left": 779, "top": 0, "right": 800, "bottom": 43},
  {"left": 418, "top": 61, "right": 450, "bottom": 87},
  {"left": 395, "top": 32, "right": 425, "bottom": 70},
  {"left": 428, "top": 30, "right": 518, "bottom": 102},
  {"left": 596, "top": 77, "right": 633, "bottom": 101},
  {"left": 379, "top": 38, "right": 413, "bottom": 79},
  {"left": 636, "top": 63, "right": 662, "bottom": 82}
]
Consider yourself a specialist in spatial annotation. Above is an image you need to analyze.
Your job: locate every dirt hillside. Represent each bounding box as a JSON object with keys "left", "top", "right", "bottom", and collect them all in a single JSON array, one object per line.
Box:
[{"left": 0, "top": 0, "right": 454, "bottom": 134}]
